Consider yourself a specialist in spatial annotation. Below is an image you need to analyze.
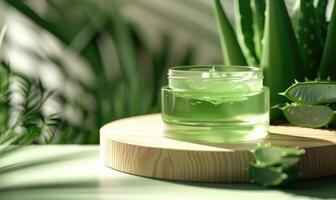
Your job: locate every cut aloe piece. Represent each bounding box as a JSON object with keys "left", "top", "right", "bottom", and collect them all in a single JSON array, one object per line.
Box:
[
  {"left": 254, "top": 145, "right": 304, "bottom": 166},
  {"left": 282, "top": 104, "right": 334, "bottom": 128},
  {"left": 281, "top": 81, "right": 336, "bottom": 104},
  {"left": 249, "top": 164, "right": 287, "bottom": 187},
  {"left": 250, "top": 145, "right": 304, "bottom": 187}
]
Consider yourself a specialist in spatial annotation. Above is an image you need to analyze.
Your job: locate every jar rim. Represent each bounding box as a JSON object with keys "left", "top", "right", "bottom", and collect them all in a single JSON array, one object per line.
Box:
[{"left": 168, "top": 65, "right": 263, "bottom": 80}]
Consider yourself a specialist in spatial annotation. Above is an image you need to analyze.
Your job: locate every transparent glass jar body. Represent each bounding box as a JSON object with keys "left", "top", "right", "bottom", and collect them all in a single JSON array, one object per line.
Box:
[{"left": 161, "top": 65, "right": 269, "bottom": 143}]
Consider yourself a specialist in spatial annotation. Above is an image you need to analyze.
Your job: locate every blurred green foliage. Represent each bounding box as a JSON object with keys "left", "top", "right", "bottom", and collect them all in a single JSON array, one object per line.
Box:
[
  {"left": 0, "top": 61, "right": 60, "bottom": 156},
  {"left": 4, "top": 0, "right": 196, "bottom": 144}
]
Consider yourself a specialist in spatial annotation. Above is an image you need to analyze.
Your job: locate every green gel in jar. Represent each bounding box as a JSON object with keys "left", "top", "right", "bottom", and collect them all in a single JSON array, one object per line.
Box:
[{"left": 161, "top": 65, "right": 269, "bottom": 143}]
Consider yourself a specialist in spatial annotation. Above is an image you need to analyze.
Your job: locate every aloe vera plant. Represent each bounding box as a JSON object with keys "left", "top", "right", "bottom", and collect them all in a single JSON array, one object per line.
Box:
[{"left": 214, "top": 0, "right": 336, "bottom": 121}]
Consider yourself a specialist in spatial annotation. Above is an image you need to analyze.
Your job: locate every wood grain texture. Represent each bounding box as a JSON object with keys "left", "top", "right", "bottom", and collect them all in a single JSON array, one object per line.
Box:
[{"left": 100, "top": 114, "right": 336, "bottom": 182}]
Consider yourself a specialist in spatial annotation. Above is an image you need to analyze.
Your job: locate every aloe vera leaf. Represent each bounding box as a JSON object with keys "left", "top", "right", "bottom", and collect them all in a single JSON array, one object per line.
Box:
[
  {"left": 318, "top": 2, "right": 336, "bottom": 80},
  {"left": 250, "top": 145, "right": 304, "bottom": 187},
  {"left": 282, "top": 81, "right": 336, "bottom": 104},
  {"left": 214, "top": 0, "right": 247, "bottom": 65},
  {"left": 314, "top": 0, "right": 328, "bottom": 45},
  {"left": 282, "top": 104, "right": 334, "bottom": 128},
  {"left": 254, "top": 146, "right": 304, "bottom": 166},
  {"left": 261, "top": 0, "right": 305, "bottom": 120},
  {"left": 292, "top": 0, "right": 322, "bottom": 79},
  {"left": 249, "top": 164, "right": 288, "bottom": 187},
  {"left": 234, "top": 0, "right": 259, "bottom": 66},
  {"left": 251, "top": 0, "right": 266, "bottom": 59},
  {"left": 254, "top": 146, "right": 283, "bottom": 166}
]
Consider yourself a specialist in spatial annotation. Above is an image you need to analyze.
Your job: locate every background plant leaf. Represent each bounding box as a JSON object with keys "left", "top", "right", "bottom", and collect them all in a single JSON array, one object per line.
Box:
[
  {"left": 251, "top": 0, "right": 265, "bottom": 59},
  {"left": 314, "top": 0, "right": 328, "bottom": 46},
  {"left": 318, "top": 1, "right": 336, "bottom": 80},
  {"left": 214, "top": 0, "right": 247, "bottom": 65},
  {"left": 4, "top": 0, "right": 197, "bottom": 144},
  {"left": 261, "top": 0, "right": 305, "bottom": 120},
  {"left": 292, "top": 0, "right": 322, "bottom": 79},
  {"left": 234, "top": 0, "right": 259, "bottom": 66}
]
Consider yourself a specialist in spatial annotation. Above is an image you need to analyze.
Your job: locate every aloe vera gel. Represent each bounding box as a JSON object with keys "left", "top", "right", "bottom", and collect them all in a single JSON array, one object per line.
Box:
[{"left": 161, "top": 66, "right": 269, "bottom": 143}]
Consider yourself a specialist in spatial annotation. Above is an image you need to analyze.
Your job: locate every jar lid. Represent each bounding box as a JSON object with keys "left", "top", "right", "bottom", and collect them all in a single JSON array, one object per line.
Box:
[
  {"left": 168, "top": 65, "right": 263, "bottom": 91},
  {"left": 168, "top": 65, "right": 263, "bottom": 81}
]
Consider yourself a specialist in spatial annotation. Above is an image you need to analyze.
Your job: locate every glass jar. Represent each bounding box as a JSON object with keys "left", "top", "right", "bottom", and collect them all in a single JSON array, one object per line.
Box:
[{"left": 161, "top": 65, "right": 269, "bottom": 143}]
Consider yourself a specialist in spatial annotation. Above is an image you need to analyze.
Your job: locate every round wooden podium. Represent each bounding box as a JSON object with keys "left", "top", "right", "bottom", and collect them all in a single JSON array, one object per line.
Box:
[{"left": 100, "top": 114, "right": 336, "bottom": 182}]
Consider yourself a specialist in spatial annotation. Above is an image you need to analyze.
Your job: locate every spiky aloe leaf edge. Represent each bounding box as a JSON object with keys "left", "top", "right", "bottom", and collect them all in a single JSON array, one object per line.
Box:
[{"left": 281, "top": 81, "right": 336, "bottom": 104}]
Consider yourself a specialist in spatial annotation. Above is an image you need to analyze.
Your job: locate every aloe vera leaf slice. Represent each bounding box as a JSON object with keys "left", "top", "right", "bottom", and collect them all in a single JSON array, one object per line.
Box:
[
  {"left": 254, "top": 146, "right": 283, "bottom": 166},
  {"left": 282, "top": 104, "right": 334, "bottom": 128},
  {"left": 282, "top": 81, "right": 336, "bottom": 104},
  {"left": 254, "top": 146, "right": 304, "bottom": 166}
]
